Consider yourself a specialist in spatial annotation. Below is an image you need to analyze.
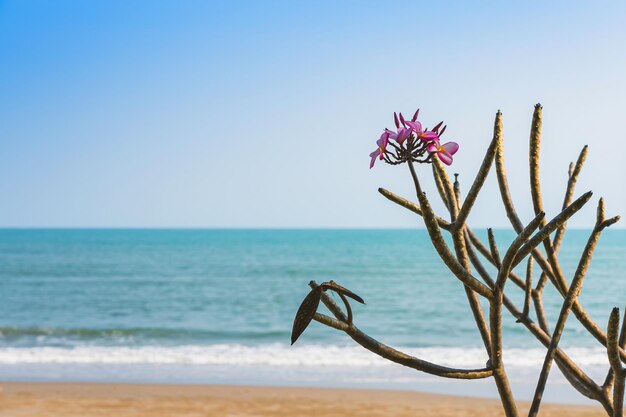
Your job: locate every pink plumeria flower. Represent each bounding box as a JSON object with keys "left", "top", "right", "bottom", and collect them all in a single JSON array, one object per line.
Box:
[
  {"left": 418, "top": 129, "right": 439, "bottom": 142},
  {"left": 387, "top": 111, "right": 413, "bottom": 145},
  {"left": 369, "top": 131, "right": 390, "bottom": 168},
  {"left": 404, "top": 120, "right": 422, "bottom": 133},
  {"left": 427, "top": 140, "right": 459, "bottom": 166},
  {"left": 369, "top": 149, "right": 380, "bottom": 169},
  {"left": 402, "top": 109, "right": 440, "bottom": 143},
  {"left": 386, "top": 127, "right": 411, "bottom": 145},
  {"left": 405, "top": 121, "right": 439, "bottom": 143}
]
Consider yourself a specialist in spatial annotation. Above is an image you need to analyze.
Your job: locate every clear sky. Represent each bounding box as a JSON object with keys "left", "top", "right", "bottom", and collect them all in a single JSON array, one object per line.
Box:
[{"left": 1, "top": 1, "right": 625, "bottom": 228}]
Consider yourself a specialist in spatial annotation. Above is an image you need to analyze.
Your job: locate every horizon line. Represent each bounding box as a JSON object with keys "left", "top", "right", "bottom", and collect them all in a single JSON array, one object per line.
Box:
[{"left": 0, "top": 226, "right": 622, "bottom": 231}]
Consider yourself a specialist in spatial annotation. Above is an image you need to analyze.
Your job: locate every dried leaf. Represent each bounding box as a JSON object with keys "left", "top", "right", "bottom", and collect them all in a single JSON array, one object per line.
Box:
[
  {"left": 321, "top": 281, "right": 365, "bottom": 304},
  {"left": 291, "top": 287, "right": 322, "bottom": 345}
]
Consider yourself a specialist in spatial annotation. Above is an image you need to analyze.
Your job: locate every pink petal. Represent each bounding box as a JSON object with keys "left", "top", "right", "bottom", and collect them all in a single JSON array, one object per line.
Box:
[
  {"left": 378, "top": 131, "right": 389, "bottom": 147},
  {"left": 412, "top": 108, "right": 419, "bottom": 122},
  {"left": 438, "top": 152, "right": 453, "bottom": 165},
  {"left": 420, "top": 131, "right": 439, "bottom": 142},
  {"left": 432, "top": 121, "right": 444, "bottom": 133},
  {"left": 369, "top": 149, "right": 380, "bottom": 158},
  {"left": 393, "top": 112, "right": 400, "bottom": 129},
  {"left": 427, "top": 142, "right": 439, "bottom": 153},
  {"left": 396, "top": 128, "right": 410, "bottom": 144},
  {"left": 405, "top": 120, "right": 422, "bottom": 133},
  {"left": 370, "top": 155, "right": 376, "bottom": 169},
  {"left": 441, "top": 142, "right": 459, "bottom": 155},
  {"left": 399, "top": 112, "right": 406, "bottom": 127}
]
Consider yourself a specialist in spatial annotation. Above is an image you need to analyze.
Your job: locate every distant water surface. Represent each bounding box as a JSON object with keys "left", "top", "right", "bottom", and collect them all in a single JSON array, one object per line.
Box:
[{"left": 0, "top": 229, "right": 624, "bottom": 401}]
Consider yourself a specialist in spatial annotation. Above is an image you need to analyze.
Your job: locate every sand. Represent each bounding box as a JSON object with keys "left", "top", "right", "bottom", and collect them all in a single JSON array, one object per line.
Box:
[{"left": 0, "top": 382, "right": 607, "bottom": 417}]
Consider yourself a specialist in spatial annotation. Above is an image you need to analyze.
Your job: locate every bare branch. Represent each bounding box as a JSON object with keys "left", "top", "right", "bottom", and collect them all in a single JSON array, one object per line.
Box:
[
  {"left": 532, "top": 289, "right": 551, "bottom": 333},
  {"left": 311, "top": 286, "right": 494, "bottom": 380},
  {"left": 489, "top": 212, "right": 544, "bottom": 417},
  {"left": 431, "top": 158, "right": 459, "bottom": 220},
  {"left": 432, "top": 163, "right": 451, "bottom": 211},
  {"left": 455, "top": 113, "right": 501, "bottom": 228},
  {"left": 448, "top": 175, "right": 492, "bottom": 355},
  {"left": 467, "top": 230, "right": 526, "bottom": 290},
  {"left": 528, "top": 200, "right": 615, "bottom": 417},
  {"left": 495, "top": 113, "right": 524, "bottom": 232},
  {"left": 608, "top": 308, "right": 625, "bottom": 417},
  {"left": 378, "top": 188, "right": 450, "bottom": 230},
  {"left": 470, "top": 211, "right": 603, "bottom": 401},
  {"left": 408, "top": 161, "right": 493, "bottom": 299},
  {"left": 521, "top": 258, "right": 533, "bottom": 320},
  {"left": 554, "top": 146, "right": 588, "bottom": 249},
  {"left": 313, "top": 312, "right": 350, "bottom": 331},
  {"left": 495, "top": 121, "right": 626, "bottom": 362},
  {"left": 512, "top": 191, "right": 593, "bottom": 268},
  {"left": 453, "top": 173, "right": 462, "bottom": 208},
  {"left": 529, "top": 104, "right": 547, "bottom": 229},
  {"left": 488, "top": 228, "right": 502, "bottom": 268}
]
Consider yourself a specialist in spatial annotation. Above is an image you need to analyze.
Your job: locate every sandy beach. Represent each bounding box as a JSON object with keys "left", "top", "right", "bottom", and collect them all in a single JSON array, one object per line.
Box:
[{"left": 0, "top": 382, "right": 607, "bottom": 417}]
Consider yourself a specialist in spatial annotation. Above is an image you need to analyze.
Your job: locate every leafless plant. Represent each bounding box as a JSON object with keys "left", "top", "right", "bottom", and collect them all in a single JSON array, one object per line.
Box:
[{"left": 291, "top": 105, "right": 625, "bottom": 417}]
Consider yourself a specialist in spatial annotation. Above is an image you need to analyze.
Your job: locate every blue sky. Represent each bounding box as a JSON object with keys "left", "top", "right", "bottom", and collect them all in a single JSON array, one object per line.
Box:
[{"left": 1, "top": 1, "right": 625, "bottom": 228}]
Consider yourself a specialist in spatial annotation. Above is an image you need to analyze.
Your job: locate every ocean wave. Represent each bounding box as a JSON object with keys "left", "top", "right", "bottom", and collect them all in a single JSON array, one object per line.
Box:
[
  {"left": 0, "top": 343, "right": 611, "bottom": 368},
  {"left": 0, "top": 326, "right": 288, "bottom": 344}
]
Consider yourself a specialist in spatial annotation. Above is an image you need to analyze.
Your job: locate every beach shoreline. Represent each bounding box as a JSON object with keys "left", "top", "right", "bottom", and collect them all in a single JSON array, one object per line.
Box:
[{"left": 0, "top": 382, "right": 607, "bottom": 416}]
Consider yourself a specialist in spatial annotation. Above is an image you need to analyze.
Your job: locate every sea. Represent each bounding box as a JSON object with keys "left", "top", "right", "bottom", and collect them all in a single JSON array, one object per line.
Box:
[{"left": 0, "top": 228, "right": 624, "bottom": 402}]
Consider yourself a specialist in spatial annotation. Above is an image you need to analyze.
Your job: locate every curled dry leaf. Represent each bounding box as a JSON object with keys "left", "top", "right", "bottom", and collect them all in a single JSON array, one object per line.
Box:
[
  {"left": 290, "top": 286, "right": 322, "bottom": 345},
  {"left": 321, "top": 281, "right": 365, "bottom": 304}
]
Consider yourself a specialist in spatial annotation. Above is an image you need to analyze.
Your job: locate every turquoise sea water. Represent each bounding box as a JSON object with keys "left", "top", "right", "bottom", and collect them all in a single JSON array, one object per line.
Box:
[{"left": 0, "top": 229, "right": 624, "bottom": 400}]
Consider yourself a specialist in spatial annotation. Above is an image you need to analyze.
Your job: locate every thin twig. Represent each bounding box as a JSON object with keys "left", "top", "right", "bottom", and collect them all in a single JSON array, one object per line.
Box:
[
  {"left": 455, "top": 114, "right": 501, "bottom": 228},
  {"left": 378, "top": 188, "right": 451, "bottom": 230},
  {"left": 460, "top": 222, "right": 602, "bottom": 401},
  {"left": 495, "top": 125, "right": 626, "bottom": 362},
  {"left": 608, "top": 308, "right": 625, "bottom": 417},
  {"left": 432, "top": 163, "right": 450, "bottom": 212},
  {"left": 554, "top": 146, "right": 588, "bottom": 249},
  {"left": 488, "top": 228, "right": 502, "bottom": 268},
  {"left": 447, "top": 174, "right": 493, "bottom": 355},
  {"left": 521, "top": 258, "right": 533, "bottom": 320},
  {"left": 512, "top": 191, "right": 593, "bottom": 268},
  {"left": 408, "top": 161, "right": 493, "bottom": 299},
  {"left": 489, "top": 212, "right": 544, "bottom": 417},
  {"left": 432, "top": 159, "right": 459, "bottom": 221},
  {"left": 529, "top": 104, "right": 547, "bottom": 229},
  {"left": 528, "top": 200, "right": 617, "bottom": 417}
]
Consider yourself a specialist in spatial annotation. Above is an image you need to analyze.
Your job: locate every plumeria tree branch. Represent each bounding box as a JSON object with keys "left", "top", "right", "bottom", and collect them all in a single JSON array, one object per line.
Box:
[
  {"left": 307, "top": 281, "right": 494, "bottom": 379},
  {"left": 380, "top": 185, "right": 607, "bottom": 402},
  {"left": 430, "top": 160, "right": 493, "bottom": 354},
  {"left": 292, "top": 105, "right": 624, "bottom": 417},
  {"left": 607, "top": 308, "right": 625, "bottom": 417},
  {"left": 528, "top": 199, "right": 620, "bottom": 417},
  {"left": 408, "top": 165, "right": 493, "bottom": 300},
  {"left": 489, "top": 212, "right": 545, "bottom": 417},
  {"left": 454, "top": 112, "right": 501, "bottom": 229},
  {"left": 496, "top": 117, "right": 626, "bottom": 363}
]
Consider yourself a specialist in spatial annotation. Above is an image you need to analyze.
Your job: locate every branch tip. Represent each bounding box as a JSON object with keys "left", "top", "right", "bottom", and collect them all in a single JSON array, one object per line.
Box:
[
  {"left": 602, "top": 215, "right": 620, "bottom": 229},
  {"left": 597, "top": 198, "right": 605, "bottom": 223}
]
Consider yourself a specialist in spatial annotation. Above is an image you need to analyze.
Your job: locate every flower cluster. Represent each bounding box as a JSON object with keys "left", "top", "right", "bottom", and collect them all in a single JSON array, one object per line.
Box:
[{"left": 369, "top": 109, "right": 459, "bottom": 168}]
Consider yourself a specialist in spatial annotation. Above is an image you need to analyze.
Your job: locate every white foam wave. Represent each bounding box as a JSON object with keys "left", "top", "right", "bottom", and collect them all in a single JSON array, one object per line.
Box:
[{"left": 0, "top": 344, "right": 611, "bottom": 368}]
